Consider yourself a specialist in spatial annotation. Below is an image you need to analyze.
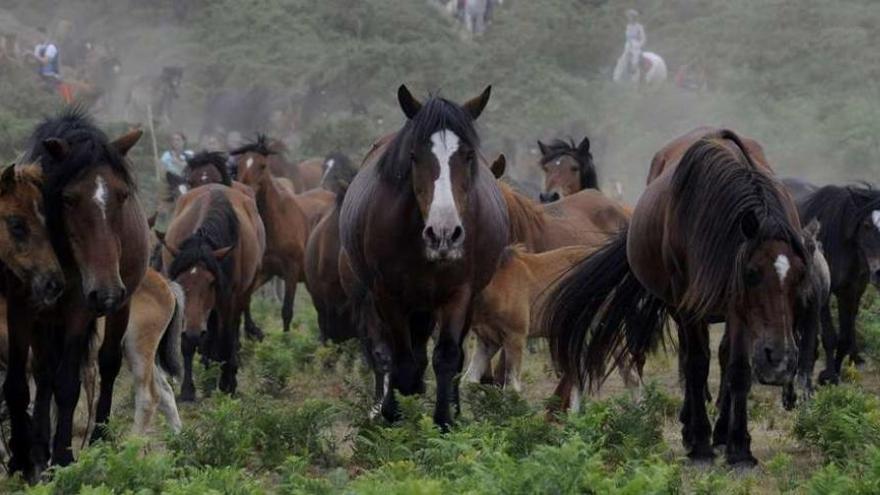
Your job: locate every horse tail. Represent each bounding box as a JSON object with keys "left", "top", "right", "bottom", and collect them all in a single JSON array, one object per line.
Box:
[
  {"left": 157, "top": 281, "right": 185, "bottom": 379},
  {"left": 545, "top": 226, "right": 668, "bottom": 391}
]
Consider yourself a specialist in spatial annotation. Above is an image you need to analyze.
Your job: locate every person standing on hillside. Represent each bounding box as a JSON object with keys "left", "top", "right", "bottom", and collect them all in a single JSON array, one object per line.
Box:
[
  {"left": 614, "top": 9, "right": 646, "bottom": 83},
  {"left": 33, "top": 27, "right": 61, "bottom": 85}
]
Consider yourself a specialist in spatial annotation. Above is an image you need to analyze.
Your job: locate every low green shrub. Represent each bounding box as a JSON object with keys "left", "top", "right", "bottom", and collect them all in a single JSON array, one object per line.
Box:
[{"left": 794, "top": 384, "right": 880, "bottom": 462}]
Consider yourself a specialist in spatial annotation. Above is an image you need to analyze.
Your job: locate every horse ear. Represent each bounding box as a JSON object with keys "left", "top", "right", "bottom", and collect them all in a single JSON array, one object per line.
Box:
[
  {"left": 111, "top": 129, "right": 143, "bottom": 156},
  {"left": 804, "top": 218, "right": 821, "bottom": 240},
  {"left": 212, "top": 246, "right": 233, "bottom": 260},
  {"left": 0, "top": 164, "right": 16, "bottom": 195},
  {"left": 397, "top": 85, "right": 422, "bottom": 120},
  {"left": 156, "top": 231, "right": 180, "bottom": 257},
  {"left": 490, "top": 154, "right": 506, "bottom": 179},
  {"left": 147, "top": 211, "right": 158, "bottom": 229},
  {"left": 463, "top": 85, "right": 491, "bottom": 120},
  {"left": 577, "top": 136, "right": 591, "bottom": 155},
  {"left": 43, "top": 138, "right": 70, "bottom": 161},
  {"left": 741, "top": 210, "right": 760, "bottom": 239},
  {"left": 537, "top": 140, "right": 550, "bottom": 157}
]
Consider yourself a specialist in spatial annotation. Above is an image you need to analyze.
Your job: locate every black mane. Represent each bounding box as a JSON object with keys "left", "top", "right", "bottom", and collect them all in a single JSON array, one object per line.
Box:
[
  {"left": 186, "top": 151, "right": 231, "bottom": 186},
  {"left": 25, "top": 107, "right": 135, "bottom": 244},
  {"left": 800, "top": 184, "right": 880, "bottom": 275},
  {"left": 671, "top": 131, "right": 806, "bottom": 317},
  {"left": 229, "top": 134, "right": 275, "bottom": 157},
  {"left": 377, "top": 96, "right": 479, "bottom": 186},
  {"left": 168, "top": 191, "right": 239, "bottom": 302},
  {"left": 540, "top": 138, "right": 598, "bottom": 190}
]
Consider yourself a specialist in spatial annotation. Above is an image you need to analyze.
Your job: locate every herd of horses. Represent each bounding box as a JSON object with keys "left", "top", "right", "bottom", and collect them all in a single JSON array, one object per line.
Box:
[{"left": 1, "top": 85, "right": 879, "bottom": 481}]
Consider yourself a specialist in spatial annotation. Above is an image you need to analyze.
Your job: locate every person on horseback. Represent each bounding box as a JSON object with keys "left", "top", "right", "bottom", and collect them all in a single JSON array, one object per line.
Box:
[{"left": 622, "top": 9, "right": 645, "bottom": 81}]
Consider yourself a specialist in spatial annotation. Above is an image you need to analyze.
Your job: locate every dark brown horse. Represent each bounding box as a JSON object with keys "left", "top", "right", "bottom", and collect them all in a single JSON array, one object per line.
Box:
[
  {"left": 304, "top": 153, "right": 359, "bottom": 343},
  {"left": 340, "top": 85, "right": 510, "bottom": 427},
  {"left": 537, "top": 136, "right": 597, "bottom": 203},
  {"left": 184, "top": 150, "right": 232, "bottom": 189},
  {"left": 161, "top": 184, "right": 265, "bottom": 401},
  {"left": 6, "top": 109, "right": 149, "bottom": 478},
  {"left": 544, "top": 128, "right": 813, "bottom": 467},
  {"left": 232, "top": 136, "right": 333, "bottom": 333}
]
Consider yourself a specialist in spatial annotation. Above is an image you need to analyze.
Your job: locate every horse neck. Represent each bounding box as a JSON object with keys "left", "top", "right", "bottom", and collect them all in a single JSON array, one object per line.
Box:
[
  {"left": 255, "top": 173, "right": 303, "bottom": 237},
  {"left": 500, "top": 184, "right": 546, "bottom": 249}
]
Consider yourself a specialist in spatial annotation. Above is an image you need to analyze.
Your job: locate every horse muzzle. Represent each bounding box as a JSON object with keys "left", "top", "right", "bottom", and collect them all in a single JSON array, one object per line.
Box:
[
  {"left": 86, "top": 286, "right": 127, "bottom": 316},
  {"left": 539, "top": 191, "right": 561, "bottom": 203},
  {"left": 752, "top": 342, "right": 797, "bottom": 385},
  {"left": 423, "top": 223, "right": 465, "bottom": 262},
  {"left": 31, "top": 272, "right": 65, "bottom": 309}
]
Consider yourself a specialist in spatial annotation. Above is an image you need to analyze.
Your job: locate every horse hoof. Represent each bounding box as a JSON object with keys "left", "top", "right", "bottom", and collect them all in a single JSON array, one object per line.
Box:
[
  {"left": 244, "top": 325, "right": 265, "bottom": 342},
  {"left": 727, "top": 454, "right": 758, "bottom": 470},
  {"left": 179, "top": 390, "right": 196, "bottom": 403},
  {"left": 851, "top": 353, "right": 866, "bottom": 366},
  {"left": 687, "top": 445, "right": 716, "bottom": 463},
  {"left": 818, "top": 370, "right": 839, "bottom": 386}
]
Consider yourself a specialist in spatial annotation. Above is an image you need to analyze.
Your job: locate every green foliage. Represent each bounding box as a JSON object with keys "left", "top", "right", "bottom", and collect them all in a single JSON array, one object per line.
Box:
[
  {"left": 162, "top": 466, "right": 266, "bottom": 495},
  {"left": 794, "top": 384, "right": 880, "bottom": 462},
  {"left": 168, "top": 395, "right": 256, "bottom": 468},
  {"left": 249, "top": 399, "right": 338, "bottom": 468}
]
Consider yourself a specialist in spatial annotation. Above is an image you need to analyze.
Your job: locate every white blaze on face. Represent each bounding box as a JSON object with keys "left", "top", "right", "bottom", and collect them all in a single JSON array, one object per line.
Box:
[
  {"left": 872, "top": 210, "right": 880, "bottom": 231},
  {"left": 93, "top": 174, "right": 108, "bottom": 220},
  {"left": 246, "top": 157, "right": 253, "bottom": 169},
  {"left": 774, "top": 254, "right": 790, "bottom": 284},
  {"left": 33, "top": 199, "right": 45, "bottom": 226},
  {"left": 322, "top": 158, "right": 335, "bottom": 180},
  {"left": 427, "top": 130, "right": 461, "bottom": 225},
  {"left": 200, "top": 172, "right": 208, "bottom": 182}
]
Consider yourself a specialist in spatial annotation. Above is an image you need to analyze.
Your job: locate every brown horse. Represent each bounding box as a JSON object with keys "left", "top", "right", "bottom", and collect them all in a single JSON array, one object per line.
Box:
[
  {"left": 465, "top": 244, "right": 591, "bottom": 392},
  {"left": 6, "top": 109, "right": 149, "bottom": 478},
  {"left": 545, "top": 128, "right": 813, "bottom": 467},
  {"left": 232, "top": 136, "right": 332, "bottom": 333},
  {"left": 304, "top": 153, "right": 359, "bottom": 342},
  {"left": 295, "top": 157, "right": 324, "bottom": 191},
  {"left": 184, "top": 150, "right": 232, "bottom": 189},
  {"left": 161, "top": 184, "right": 265, "bottom": 401},
  {"left": 340, "top": 85, "right": 510, "bottom": 427},
  {"left": 537, "top": 136, "right": 598, "bottom": 203}
]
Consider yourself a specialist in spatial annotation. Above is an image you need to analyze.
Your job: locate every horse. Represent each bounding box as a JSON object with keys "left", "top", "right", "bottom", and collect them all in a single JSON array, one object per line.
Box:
[
  {"left": 613, "top": 51, "right": 667, "bottom": 86},
  {"left": 295, "top": 157, "right": 325, "bottom": 191},
  {"left": 340, "top": 85, "right": 510, "bottom": 427},
  {"left": 787, "top": 183, "right": 880, "bottom": 384},
  {"left": 304, "top": 153, "right": 359, "bottom": 343},
  {"left": 544, "top": 128, "right": 813, "bottom": 467},
  {"left": 464, "top": 244, "right": 591, "bottom": 392},
  {"left": 232, "top": 136, "right": 333, "bottom": 333},
  {"left": 160, "top": 184, "right": 265, "bottom": 401},
  {"left": 536, "top": 137, "right": 597, "bottom": 202},
  {"left": 184, "top": 150, "right": 232, "bottom": 189},
  {"left": 5, "top": 109, "right": 149, "bottom": 478}
]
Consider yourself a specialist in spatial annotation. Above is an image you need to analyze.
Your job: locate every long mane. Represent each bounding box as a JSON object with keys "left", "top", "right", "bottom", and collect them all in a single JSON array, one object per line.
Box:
[
  {"left": 539, "top": 138, "right": 598, "bottom": 190},
  {"left": 25, "top": 107, "right": 135, "bottom": 248},
  {"left": 799, "top": 184, "right": 880, "bottom": 275},
  {"left": 168, "top": 191, "right": 239, "bottom": 302},
  {"left": 376, "top": 96, "right": 479, "bottom": 187},
  {"left": 671, "top": 130, "right": 806, "bottom": 317},
  {"left": 229, "top": 134, "right": 275, "bottom": 157}
]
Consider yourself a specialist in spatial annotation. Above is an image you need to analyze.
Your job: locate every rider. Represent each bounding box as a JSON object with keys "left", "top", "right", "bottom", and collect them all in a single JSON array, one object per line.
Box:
[
  {"left": 622, "top": 9, "right": 646, "bottom": 81},
  {"left": 33, "top": 27, "right": 61, "bottom": 85}
]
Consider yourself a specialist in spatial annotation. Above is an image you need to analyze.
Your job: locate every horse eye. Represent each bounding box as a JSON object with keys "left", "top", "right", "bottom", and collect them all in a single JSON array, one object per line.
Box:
[
  {"left": 118, "top": 190, "right": 130, "bottom": 202},
  {"left": 570, "top": 166, "right": 579, "bottom": 172},
  {"left": 745, "top": 269, "right": 762, "bottom": 287},
  {"left": 6, "top": 216, "right": 28, "bottom": 241},
  {"left": 62, "top": 194, "right": 77, "bottom": 207}
]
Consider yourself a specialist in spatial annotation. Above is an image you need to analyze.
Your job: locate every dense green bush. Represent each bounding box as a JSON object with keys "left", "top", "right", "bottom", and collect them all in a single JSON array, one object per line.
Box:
[{"left": 794, "top": 384, "right": 880, "bottom": 462}]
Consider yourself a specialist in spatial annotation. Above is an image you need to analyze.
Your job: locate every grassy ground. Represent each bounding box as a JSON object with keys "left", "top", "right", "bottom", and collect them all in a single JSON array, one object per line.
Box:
[{"left": 4, "top": 285, "right": 880, "bottom": 494}]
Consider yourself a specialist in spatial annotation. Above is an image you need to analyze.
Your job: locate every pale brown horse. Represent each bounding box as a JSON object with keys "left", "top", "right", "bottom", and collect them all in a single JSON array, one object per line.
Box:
[
  {"left": 304, "top": 153, "right": 359, "bottom": 342},
  {"left": 465, "top": 244, "right": 591, "bottom": 392},
  {"left": 545, "top": 128, "right": 812, "bottom": 467},
  {"left": 340, "top": 85, "right": 510, "bottom": 427},
  {"left": 6, "top": 109, "right": 149, "bottom": 478},
  {"left": 161, "top": 184, "right": 265, "bottom": 401},
  {"left": 232, "top": 136, "right": 333, "bottom": 333}
]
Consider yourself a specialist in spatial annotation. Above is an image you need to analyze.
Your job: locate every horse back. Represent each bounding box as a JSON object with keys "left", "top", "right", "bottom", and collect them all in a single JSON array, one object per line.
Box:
[{"left": 647, "top": 127, "right": 770, "bottom": 184}]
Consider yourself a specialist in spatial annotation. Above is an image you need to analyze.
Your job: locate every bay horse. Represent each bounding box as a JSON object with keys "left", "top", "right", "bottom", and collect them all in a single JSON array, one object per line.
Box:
[
  {"left": 161, "top": 184, "right": 265, "bottom": 401},
  {"left": 465, "top": 244, "right": 591, "bottom": 392},
  {"left": 544, "top": 128, "right": 812, "bottom": 467},
  {"left": 6, "top": 109, "right": 149, "bottom": 478},
  {"left": 232, "top": 136, "right": 333, "bottom": 334},
  {"left": 340, "top": 85, "right": 510, "bottom": 427},
  {"left": 294, "top": 157, "right": 324, "bottom": 191},
  {"left": 536, "top": 137, "right": 597, "bottom": 203},
  {"left": 787, "top": 182, "right": 880, "bottom": 384},
  {"left": 304, "top": 152, "right": 359, "bottom": 343}
]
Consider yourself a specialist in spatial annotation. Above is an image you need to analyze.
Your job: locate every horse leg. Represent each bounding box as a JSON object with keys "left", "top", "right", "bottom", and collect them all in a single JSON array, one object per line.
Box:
[
  {"left": 723, "top": 317, "right": 757, "bottom": 467},
  {"left": 817, "top": 303, "right": 838, "bottom": 384},
  {"left": 502, "top": 333, "right": 526, "bottom": 393},
  {"left": 90, "top": 305, "right": 129, "bottom": 444},
  {"left": 242, "top": 273, "right": 266, "bottom": 341},
  {"left": 464, "top": 336, "right": 498, "bottom": 385},
  {"left": 52, "top": 315, "right": 93, "bottom": 467},
  {"left": 713, "top": 331, "right": 731, "bottom": 447},
  {"left": 4, "top": 305, "right": 37, "bottom": 479},
  {"left": 432, "top": 289, "right": 472, "bottom": 429},
  {"left": 282, "top": 267, "right": 299, "bottom": 333},
  {"left": 410, "top": 311, "right": 434, "bottom": 395},
  {"left": 179, "top": 332, "right": 198, "bottom": 402},
  {"left": 492, "top": 349, "right": 506, "bottom": 386},
  {"left": 125, "top": 332, "right": 157, "bottom": 436},
  {"left": 218, "top": 306, "right": 242, "bottom": 395},
  {"left": 678, "top": 318, "right": 714, "bottom": 462},
  {"left": 792, "top": 297, "right": 821, "bottom": 407},
  {"left": 154, "top": 366, "right": 182, "bottom": 433},
  {"left": 833, "top": 285, "right": 864, "bottom": 376},
  {"left": 27, "top": 325, "right": 54, "bottom": 477}
]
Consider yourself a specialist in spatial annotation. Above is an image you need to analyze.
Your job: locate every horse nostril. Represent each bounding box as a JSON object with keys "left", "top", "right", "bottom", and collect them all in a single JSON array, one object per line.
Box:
[
  {"left": 423, "top": 226, "right": 438, "bottom": 244},
  {"left": 764, "top": 346, "right": 777, "bottom": 365},
  {"left": 450, "top": 225, "right": 464, "bottom": 244}
]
